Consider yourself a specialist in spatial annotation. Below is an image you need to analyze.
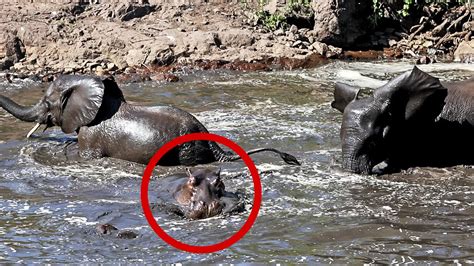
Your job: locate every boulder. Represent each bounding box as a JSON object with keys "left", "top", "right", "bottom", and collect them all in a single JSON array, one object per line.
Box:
[
  {"left": 454, "top": 40, "right": 474, "bottom": 63},
  {"left": 97, "top": 0, "right": 156, "bottom": 21},
  {"left": 312, "top": 0, "right": 371, "bottom": 47},
  {"left": 185, "top": 32, "right": 218, "bottom": 55},
  {"left": 218, "top": 29, "right": 255, "bottom": 48},
  {"left": 1, "top": 32, "right": 26, "bottom": 70}
]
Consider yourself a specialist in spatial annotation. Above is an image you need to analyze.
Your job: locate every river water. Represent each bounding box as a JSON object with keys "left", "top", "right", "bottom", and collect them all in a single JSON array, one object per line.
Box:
[{"left": 0, "top": 61, "right": 472, "bottom": 263}]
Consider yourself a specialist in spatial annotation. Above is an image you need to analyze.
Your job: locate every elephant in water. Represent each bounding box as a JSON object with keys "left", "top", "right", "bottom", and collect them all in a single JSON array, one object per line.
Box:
[
  {"left": 332, "top": 66, "right": 473, "bottom": 174},
  {"left": 152, "top": 168, "right": 244, "bottom": 219},
  {"left": 0, "top": 75, "right": 300, "bottom": 166}
]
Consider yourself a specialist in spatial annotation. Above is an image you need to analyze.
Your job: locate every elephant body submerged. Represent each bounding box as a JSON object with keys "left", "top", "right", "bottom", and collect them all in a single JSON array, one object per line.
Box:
[
  {"left": 332, "top": 67, "right": 473, "bottom": 174},
  {"left": 0, "top": 75, "right": 300, "bottom": 166}
]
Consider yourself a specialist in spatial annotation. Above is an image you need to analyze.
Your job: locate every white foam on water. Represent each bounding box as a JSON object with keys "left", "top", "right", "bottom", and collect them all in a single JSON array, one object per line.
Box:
[
  {"left": 345, "top": 61, "right": 474, "bottom": 74},
  {"left": 35, "top": 207, "right": 53, "bottom": 214},
  {"left": 94, "top": 199, "right": 138, "bottom": 204},
  {"left": 336, "top": 69, "right": 387, "bottom": 88},
  {"left": 194, "top": 101, "right": 337, "bottom": 142},
  {"left": 64, "top": 216, "right": 96, "bottom": 226}
]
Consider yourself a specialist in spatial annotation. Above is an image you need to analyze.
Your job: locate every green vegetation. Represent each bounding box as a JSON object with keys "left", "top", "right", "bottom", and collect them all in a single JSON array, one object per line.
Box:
[
  {"left": 255, "top": 10, "right": 287, "bottom": 30},
  {"left": 253, "top": 0, "right": 313, "bottom": 30}
]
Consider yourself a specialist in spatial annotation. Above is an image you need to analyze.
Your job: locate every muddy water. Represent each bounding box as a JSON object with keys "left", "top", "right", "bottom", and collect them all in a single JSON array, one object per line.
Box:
[{"left": 0, "top": 61, "right": 472, "bottom": 263}]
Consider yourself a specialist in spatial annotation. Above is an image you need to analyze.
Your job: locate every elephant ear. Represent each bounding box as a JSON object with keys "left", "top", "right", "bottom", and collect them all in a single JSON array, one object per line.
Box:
[
  {"left": 374, "top": 66, "right": 445, "bottom": 120},
  {"left": 438, "top": 79, "right": 474, "bottom": 125},
  {"left": 59, "top": 76, "right": 105, "bottom": 133},
  {"left": 331, "top": 83, "right": 361, "bottom": 113}
]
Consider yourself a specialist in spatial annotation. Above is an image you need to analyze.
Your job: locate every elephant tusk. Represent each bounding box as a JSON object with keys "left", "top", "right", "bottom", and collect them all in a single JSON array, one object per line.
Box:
[{"left": 26, "top": 123, "right": 41, "bottom": 138}]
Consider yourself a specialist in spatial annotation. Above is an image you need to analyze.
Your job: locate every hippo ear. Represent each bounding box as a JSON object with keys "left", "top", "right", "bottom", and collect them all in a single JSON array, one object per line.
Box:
[
  {"left": 214, "top": 167, "right": 221, "bottom": 177},
  {"left": 186, "top": 168, "right": 193, "bottom": 177},
  {"left": 59, "top": 76, "right": 105, "bottom": 134},
  {"left": 186, "top": 168, "right": 196, "bottom": 186},
  {"left": 211, "top": 168, "right": 225, "bottom": 192},
  {"left": 211, "top": 168, "right": 222, "bottom": 184},
  {"left": 332, "top": 83, "right": 361, "bottom": 113},
  {"left": 374, "top": 66, "right": 445, "bottom": 120}
]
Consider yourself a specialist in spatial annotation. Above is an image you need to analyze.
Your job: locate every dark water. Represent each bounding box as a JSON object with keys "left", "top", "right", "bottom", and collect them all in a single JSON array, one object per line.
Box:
[{"left": 0, "top": 61, "right": 473, "bottom": 263}]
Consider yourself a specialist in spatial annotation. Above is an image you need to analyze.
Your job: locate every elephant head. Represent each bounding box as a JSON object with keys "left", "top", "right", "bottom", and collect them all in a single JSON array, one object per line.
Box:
[
  {"left": 174, "top": 168, "right": 226, "bottom": 219},
  {"left": 331, "top": 66, "right": 468, "bottom": 174},
  {"left": 0, "top": 75, "right": 124, "bottom": 137}
]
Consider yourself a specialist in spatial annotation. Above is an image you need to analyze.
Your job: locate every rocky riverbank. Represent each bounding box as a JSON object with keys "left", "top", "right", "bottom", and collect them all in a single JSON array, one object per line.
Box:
[{"left": 1, "top": 1, "right": 472, "bottom": 83}]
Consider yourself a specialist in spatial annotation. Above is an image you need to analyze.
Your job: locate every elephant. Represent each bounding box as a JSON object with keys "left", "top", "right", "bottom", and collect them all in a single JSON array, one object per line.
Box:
[
  {"left": 0, "top": 75, "right": 301, "bottom": 166},
  {"left": 332, "top": 66, "right": 473, "bottom": 174},
  {"left": 151, "top": 168, "right": 244, "bottom": 219}
]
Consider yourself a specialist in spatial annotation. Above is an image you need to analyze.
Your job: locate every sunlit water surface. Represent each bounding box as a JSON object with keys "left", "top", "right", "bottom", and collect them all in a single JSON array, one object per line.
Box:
[{"left": 0, "top": 61, "right": 473, "bottom": 263}]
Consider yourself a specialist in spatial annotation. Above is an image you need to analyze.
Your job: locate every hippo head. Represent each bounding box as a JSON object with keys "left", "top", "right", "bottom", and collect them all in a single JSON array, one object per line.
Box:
[{"left": 173, "top": 168, "right": 226, "bottom": 219}]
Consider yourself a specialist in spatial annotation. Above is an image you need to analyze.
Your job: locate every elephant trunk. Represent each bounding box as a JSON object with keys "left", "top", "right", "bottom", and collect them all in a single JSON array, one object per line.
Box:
[
  {"left": 0, "top": 95, "right": 42, "bottom": 122},
  {"left": 341, "top": 145, "right": 372, "bottom": 175},
  {"left": 343, "top": 157, "right": 370, "bottom": 175}
]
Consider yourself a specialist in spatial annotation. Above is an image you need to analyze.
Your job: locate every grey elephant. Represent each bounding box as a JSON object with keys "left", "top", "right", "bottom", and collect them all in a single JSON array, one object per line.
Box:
[
  {"left": 332, "top": 66, "right": 473, "bottom": 174},
  {"left": 0, "top": 75, "right": 300, "bottom": 166}
]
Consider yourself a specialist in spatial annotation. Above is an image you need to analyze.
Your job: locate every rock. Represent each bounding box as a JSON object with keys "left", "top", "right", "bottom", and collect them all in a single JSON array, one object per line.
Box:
[
  {"left": 416, "top": 56, "right": 435, "bottom": 64},
  {"left": 311, "top": 41, "right": 328, "bottom": 56},
  {"left": 298, "top": 28, "right": 309, "bottom": 35},
  {"left": 108, "top": 54, "right": 128, "bottom": 70},
  {"left": 272, "top": 52, "right": 327, "bottom": 70},
  {"left": 106, "top": 62, "right": 117, "bottom": 71},
  {"left": 291, "top": 40, "right": 302, "bottom": 48},
  {"left": 388, "top": 39, "right": 398, "bottom": 47},
  {"left": 95, "top": 65, "right": 105, "bottom": 76},
  {"left": 454, "top": 40, "right": 474, "bottom": 63},
  {"left": 155, "top": 49, "right": 175, "bottom": 66},
  {"left": 150, "top": 73, "right": 179, "bottom": 82},
  {"left": 13, "top": 62, "right": 25, "bottom": 71},
  {"left": 185, "top": 32, "right": 218, "bottom": 54},
  {"left": 287, "top": 32, "right": 296, "bottom": 42},
  {"left": 218, "top": 29, "right": 254, "bottom": 48},
  {"left": 1, "top": 32, "right": 26, "bottom": 70},
  {"left": 125, "top": 41, "right": 170, "bottom": 66},
  {"left": 28, "top": 54, "right": 38, "bottom": 65},
  {"left": 326, "top": 45, "right": 342, "bottom": 58},
  {"left": 274, "top": 29, "right": 285, "bottom": 36},
  {"left": 312, "top": 0, "right": 371, "bottom": 47},
  {"left": 112, "top": 2, "right": 156, "bottom": 21},
  {"left": 289, "top": 25, "right": 298, "bottom": 34}
]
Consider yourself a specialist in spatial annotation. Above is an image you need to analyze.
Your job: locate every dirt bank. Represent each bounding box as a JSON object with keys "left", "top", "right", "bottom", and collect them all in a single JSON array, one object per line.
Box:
[{"left": 0, "top": 1, "right": 472, "bottom": 82}]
